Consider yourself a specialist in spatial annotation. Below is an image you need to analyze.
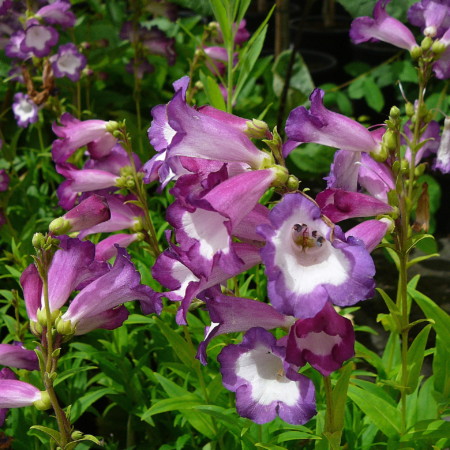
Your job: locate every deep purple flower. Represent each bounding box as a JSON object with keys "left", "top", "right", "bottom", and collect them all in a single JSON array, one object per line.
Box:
[
  {"left": 36, "top": 0, "right": 76, "bottom": 29},
  {"left": 12, "top": 93, "right": 38, "bottom": 128},
  {"left": 285, "top": 89, "right": 382, "bottom": 156},
  {"left": 408, "top": 0, "right": 450, "bottom": 38},
  {"left": 0, "top": 343, "right": 39, "bottom": 371},
  {"left": 50, "top": 43, "right": 86, "bottom": 82},
  {"left": 218, "top": 327, "right": 316, "bottom": 425},
  {"left": 345, "top": 218, "right": 392, "bottom": 253},
  {"left": 0, "top": 0, "right": 13, "bottom": 15},
  {"left": 350, "top": 0, "right": 418, "bottom": 51},
  {"left": 0, "top": 169, "right": 9, "bottom": 191},
  {"left": 20, "top": 23, "right": 59, "bottom": 58},
  {"left": 257, "top": 193, "right": 376, "bottom": 319},
  {"left": 286, "top": 302, "right": 355, "bottom": 376},
  {"left": 142, "top": 26, "right": 176, "bottom": 65},
  {"left": 5, "top": 30, "right": 31, "bottom": 60}
]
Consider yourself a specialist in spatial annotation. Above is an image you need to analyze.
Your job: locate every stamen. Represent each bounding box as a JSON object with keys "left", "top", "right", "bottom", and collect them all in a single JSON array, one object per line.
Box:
[{"left": 292, "top": 224, "right": 327, "bottom": 251}]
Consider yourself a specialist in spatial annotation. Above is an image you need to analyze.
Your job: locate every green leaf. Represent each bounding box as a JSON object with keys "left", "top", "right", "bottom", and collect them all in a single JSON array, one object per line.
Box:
[
  {"left": 348, "top": 384, "right": 402, "bottom": 437},
  {"left": 277, "top": 431, "right": 321, "bottom": 442},
  {"left": 408, "top": 288, "right": 450, "bottom": 342},
  {"left": 53, "top": 366, "right": 97, "bottom": 387},
  {"left": 199, "top": 72, "right": 227, "bottom": 111},
  {"left": 400, "top": 420, "right": 450, "bottom": 443},
  {"left": 433, "top": 336, "right": 450, "bottom": 398},
  {"left": 30, "top": 426, "right": 61, "bottom": 445},
  {"left": 332, "top": 363, "right": 353, "bottom": 432},
  {"left": 363, "top": 76, "right": 384, "bottom": 112},
  {"left": 141, "top": 394, "right": 202, "bottom": 420},
  {"left": 70, "top": 387, "right": 117, "bottom": 422},
  {"left": 154, "top": 317, "right": 196, "bottom": 368},
  {"left": 287, "top": 143, "right": 336, "bottom": 175},
  {"left": 355, "top": 341, "right": 385, "bottom": 376},
  {"left": 209, "top": 0, "right": 230, "bottom": 46}
]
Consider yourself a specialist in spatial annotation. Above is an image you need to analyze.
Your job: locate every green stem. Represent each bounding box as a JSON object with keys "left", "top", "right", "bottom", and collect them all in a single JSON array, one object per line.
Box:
[{"left": 323, "top": 376, "right": 341, "bottom": 450}]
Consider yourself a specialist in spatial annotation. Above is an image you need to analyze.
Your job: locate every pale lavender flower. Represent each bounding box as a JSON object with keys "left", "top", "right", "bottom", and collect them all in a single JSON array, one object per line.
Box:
[
  {"left": 12, "top": 93, "right": 38, "bottom": 128},
  {"left": 20, "top": 22, "right": 59, "bottom": 57},
  {"left": 0, "top": 343, "right": 39, "bottom": 371},
  {"left": 218, "top": 327, "right": 316, "bottom": 425},
  {"left": 350, "top": 0, "right": 418, "bottom": 51},
  {"left": 0, "top": 379, "right": 42, "bottom": 408},
  {"left": 50, "top": 43, "right": 86, "bottom": 82},
  {"left": 36, "top": 0, "right": 76, "bottom": 29},
  {"left": 434, "top": 116, "right": 450, "bottom": 173},
  {"left": 433, "top": 29, "right": 450, "bottom": 79}
]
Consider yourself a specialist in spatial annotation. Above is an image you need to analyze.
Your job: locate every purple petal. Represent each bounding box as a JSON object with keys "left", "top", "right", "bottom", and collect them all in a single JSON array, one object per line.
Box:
[{"left": 0, "top": 343, "right": 39, "bottom": 371}]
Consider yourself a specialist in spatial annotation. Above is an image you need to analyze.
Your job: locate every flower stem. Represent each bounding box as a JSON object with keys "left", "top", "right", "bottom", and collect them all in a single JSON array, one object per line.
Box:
[{"left": 323, "top": 376, "right": 341, "bottom": 450}]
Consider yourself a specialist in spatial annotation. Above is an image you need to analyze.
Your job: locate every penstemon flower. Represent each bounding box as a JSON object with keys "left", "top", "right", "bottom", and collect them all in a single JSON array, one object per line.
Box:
[
  {"left": 257, "top": 193, "right": 376, "bottom": 319},
  {"left": 50, "top": 42, "right": 86, "bottom": 82},
  {"left": 12, "top": 92, "right": 38, "bottom": 128}
]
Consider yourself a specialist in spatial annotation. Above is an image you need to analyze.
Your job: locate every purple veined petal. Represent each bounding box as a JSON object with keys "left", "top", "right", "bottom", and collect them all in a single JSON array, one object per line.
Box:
[
  {"left": 166, "top": 89, "right": 269, "bottom": 169},
  {"left": 232, "top": 203, "right": 271, "bottom": 243},
  {"left": 357, "top": 153, "right": 395, "bottom": 202},
  {"left": 197, "top": 290, "right": 294, "bottom": 365},
  {"left": 20, "top": 264, "right": 42, "bottom": 321},
  {"left": 0, "top": 169, "right": 10, "bottom": 192},
  {"left": 0, "top": 379, "right": 41, "bottom": 408},
  {"left": 20, "top": 23, "right": 59, "bottom": 58},
  {"left": 77, "top": 194, "right": 143, "bottom": 238},
  {"left": 257, "top": 193, "right": 376, "bottom": 319},
  {"left": 0, "top": 343, "right": 39, "bottom": 371},
  {"left": 316, "top": 188, "right": 393, "bottom": 222},
  {"left": 218, "top": 327, "right": 316, "bottom": 425},
  {"left": 73, "top": 305, "right": 129, "bottom": 335},
  {"left": 5, "top": 30, "right": 31, "bottom": 60},
  {"left": 325, "top": 150, "right": 361, "bottom": 192},
  {"left": 62, "top": 248, "right": 161, "bottom": 328},
  {"left": 408, "top": 0, "right": 450, "bottom": 38},
  {"left": 148, "top": 104, "right": 176, "bottom": 152},
  {"left": 95, "top": 233, "right": 140, "bottom": 261},
  {"left": 47, "top": 236, "right": 108, "bottom": 312},
  {"left": 197, "top": 106, "right": 249, "bottom": 132},
  {"left": 50, "top": 43, "right": 86, "bottom": 82},
  {"left": 345, "top": 218, "right": 392, "bottom": 252},
  {"left": 350, "top": 0, "right": 418, "bottom": 51},
  {"left": 286, "top": 302, "right": 355, "bottom": 376},
  {"left": 433, "top": 44, "right": 450, "bottom": 79},
  {"left": 434, "top": 116, "right": 450, "bottom": 173},
  {"left": 36, "top": 0, "right": 76, "bottom": 29},
  {"left": 286, "top": 89, "right": 381, "bottom": 154},
  {"left": 12, "top": 93, "right": 38, "bottom": 128},
  {"left": 84, "top": 144, "right": 137, "bottom": 173}
]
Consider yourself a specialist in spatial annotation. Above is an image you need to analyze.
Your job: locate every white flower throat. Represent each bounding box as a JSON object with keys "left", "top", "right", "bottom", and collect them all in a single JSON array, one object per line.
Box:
[{"left": 291, "top": 223, "right": 326, "bottom": 252}]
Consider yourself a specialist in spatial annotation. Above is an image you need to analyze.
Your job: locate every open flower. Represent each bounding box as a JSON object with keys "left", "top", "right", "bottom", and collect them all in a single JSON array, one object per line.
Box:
[
  {"left": 20, "top": 22, "right": 59, "bottom": 58},
  {"left": 12, "top": 93, "right": 38, "bottom": 128},
  {"left": 218, "top": 327, "right": 316, "bottom": 425},
  {"left": 50, "top": 43, "right": 86, "bottom": 82},
  {"left": 408, "top": 0, "right": 450, "bottom": 38},
  {"left": 257, "top": 193, "right": 375, "bottom": 319},
  {"left": 350, "top": 0, "right": 418, "bottom": 51},
  {"left": 286, "top": 302, "right": 355, "bottom": 376}
]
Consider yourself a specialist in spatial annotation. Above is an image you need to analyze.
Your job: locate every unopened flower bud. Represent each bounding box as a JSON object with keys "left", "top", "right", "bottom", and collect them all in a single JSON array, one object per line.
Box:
[
  {"left": 415, "top": 163, "right": 426, "bottom": 177},
  {"left": 271, "top": 165, "right": 289, "bottom": 187},
  {"left": 431, "top": 40, "right": 446, "bottom": 56},
  {"left": 34, "top": 391, "right": 51, "bottom": 411},
  {"left": 71, "top": 431, "right": 84, "bottom": 440},
  {"left": 32, "top": 233, "right": 46, "bottom": 250},
  {"left": 49, "top": 217, "right": 71, "bottom": 236},
  {"left": 400, "top": 159, "right": 409, "bottom": 173},
  {"left": 286, "top": 175, "right": 299, "bottom": 191},
  {"left": 405, "top": 102, "right": 415, "bottom": 117},
  {"left": 389, "top": 106, "right": 400, "bottom": 119},
  {"left": 371, "top": 146, "right": 389, "bottom": 162},
  {"left": 410, "top": 45, "right": 423, "bottom": 59},
  {"left": 382, "top": 130, "right": 397, "bottom": 152},
  {"left": 244, "top": 119, "right": 269, "bottom": 139},
  {"left": 421, "top": 36, "right": 433, "bottom": 51},
  {"left": 105, "top": 120, "right": 120, "bottom": 133},
  {"left": 135, "top": 232, "right": 145, "bottom": 242}
]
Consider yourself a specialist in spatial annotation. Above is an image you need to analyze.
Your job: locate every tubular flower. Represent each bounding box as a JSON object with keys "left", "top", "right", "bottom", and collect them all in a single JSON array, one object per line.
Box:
[
  {"left": 350, "top": 0, "right": 418, "bottom": 51},
  {"left": 257, "top": 193, "right": 375, "bottom": 319}
]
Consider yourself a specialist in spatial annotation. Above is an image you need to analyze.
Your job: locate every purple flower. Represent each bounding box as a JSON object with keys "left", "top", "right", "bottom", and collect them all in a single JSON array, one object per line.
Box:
[
  {"left": 5, "top": 30, "right": 31, "bottom": 60},
  {"left": 50, "top": 43, "right": 86, "bottom": 82},
  {"left": 12, "top": 93, "right": 38, "bottom": 128},
  {"left": 285, "top": 89, "right": 382, "bottom": 155},
  {"left": 0, "top": 0, "right": 13, "bottom": 15},
  {"left": 36, "top": 0, "right": 76, "bottom": 29},
  {"left": 20, "top": 23, "right": 59, "bottom": 58},
  {"left": 434, "top": 116, "right": 450, "bottom": 173},
  {"left": 218, "top": 327, "right": 316, "bottom": 425},
  {"left": 52, "top": 113, "right": 118, "bottom": 163},
  {"left": 0, "top": 169, "right": 9, "bottom": 191},
  {"left": 0, "top": 368, "right": 15, "bottom": 426},
  {"left": 197, "top": 291, "right": 294, "bottom": 365},
  {"left": 142, "top": 26, "right": 176, "bottom": 65},
  {"left": 20, "top": 237, "right": 160, "bottom": 333},
  {"left": 0, "top": 379, "right": 42, "bottom": 408},
  {"left": 350, "top": 0, "right": 418, "bottom": 51},
  {"left": 433, "top": 29, "right": 450, "bottom": 79},
  {"left": 345, "top": 218, "right": 392, "bottom": 253},
  {"left": 0, "top": 343, "right": 39, "bottom": 371},
  {"left": 49, "top": 194, "right": 110, "bottom": 235},
  {"left": 286, "top": 302, "right": 355, "bottom": 376},
  {"left": 257, "top": 193, "right": 376, "bottom": 319},
  {"left": 203, "top": 46, "right": 237, "bottom": 76},
  {"left": 95, "top": 233, "right": 140, "bottom": 262},
  {"left": 408, "top": 0, "right": 450, "bottom": 38}
]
